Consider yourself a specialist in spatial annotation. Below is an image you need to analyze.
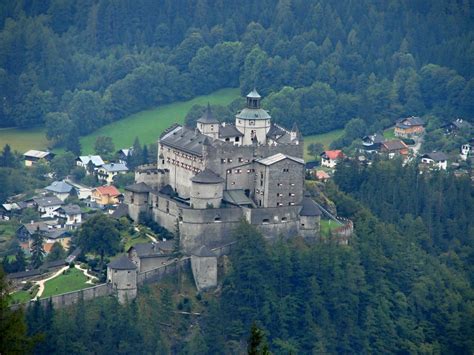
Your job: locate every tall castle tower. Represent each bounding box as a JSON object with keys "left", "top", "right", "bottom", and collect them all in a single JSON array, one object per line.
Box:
[{"left": 235, "top": 89, "right": 271, "bottom": 145}]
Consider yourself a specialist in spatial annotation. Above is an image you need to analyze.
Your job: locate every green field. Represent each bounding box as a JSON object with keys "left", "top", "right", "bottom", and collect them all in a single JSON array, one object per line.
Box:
[
  {"left": 383, "top": 128, "right": 396, "bottom": 140},
  {"left": 41, "top": 268, "right": 90, "bottom": 298},
  {"left": 10, "top": 290, "right": 33, "bottom": 304},
  {"left": 0, "top": 127, "right": 49, "bottom": 153},
  {"left": 78, "top": 88, "right": 239, "bottom": 154},
  {"left": 320, "top": 219, "right": 343, "bottom": 237},
  {"left": 303, "top": 129, "right": 344, "bottom": 161}
]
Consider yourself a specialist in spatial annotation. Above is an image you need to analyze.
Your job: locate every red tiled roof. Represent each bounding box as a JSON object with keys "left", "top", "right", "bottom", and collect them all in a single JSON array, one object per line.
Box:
[
  {"left": 95, "top": 185, "right": 121, "bottom": 197},
  {"left": 316, "top": 170, "right": 330, "bottom": 179},
  {"left": 324, "top": 150, "right": 344, "bottom": 160}
]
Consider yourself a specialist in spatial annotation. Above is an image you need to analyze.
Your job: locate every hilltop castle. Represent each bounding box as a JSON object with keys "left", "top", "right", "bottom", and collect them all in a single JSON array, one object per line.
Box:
[{"left": 125, "top": 90, "right": 320, "bottom": 253}]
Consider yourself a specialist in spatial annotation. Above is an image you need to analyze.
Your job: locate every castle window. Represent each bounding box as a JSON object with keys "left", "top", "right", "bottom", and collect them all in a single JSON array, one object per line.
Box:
[
  {"left": 277, "top": 193, "right": 282, "bottom": 197},
  {"left": 249, "top": 120, "right": 255, "bottom": 126},
  {"left": 235, "top": 137, "right": 240, "bottom": 142},
  {"left": 262, "top": 219, "right": 269, "bottom": 224},
  {"left": 283, "top": 168, "right": 289, "bottom": 172},
  {"left": 277, "top": 183, "right": 282, "bottom": 187},
  {"left": 131, "top": 198, "right": 134, "bottom": 203},
  {"left": 277, "top": 203, "right": 283, "bottom": 207},
  {"left": 227, "top": 158, "right": 232, "bottom": 163},
  {"left": 236, "top": 169, "right": 242, "bottom": 174},
  {"left": 282, "top": 217, "right": 287, "bottom": 222},
  {"left": 289, "top": 202, "right": 295, "bottom": 206},
  {"left": 238, "top": 157, "right": 243, "bottom": 162},
  {"left": 214, "top": 215, "right": 221, "bottom": 222},
  {"left": 227, "top": 169, "right": 231, "bottom": 174},
  {"left": 289, "top": 193, "right": 295, "bottom": 197},
  {"left": 231, "top": 182, "right": 235, "bottom": 185},
  {"left": 290, "top": 183, "right": 295, "bottom": 186},
  {"left": 221, "top": 159, "right": 226, "bottom": 163}
]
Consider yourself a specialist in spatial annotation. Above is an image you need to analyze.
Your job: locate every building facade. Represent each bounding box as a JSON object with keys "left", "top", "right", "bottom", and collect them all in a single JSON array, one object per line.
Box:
[{"left": 125, "top": 90, "right": 320, "bottom": 253}]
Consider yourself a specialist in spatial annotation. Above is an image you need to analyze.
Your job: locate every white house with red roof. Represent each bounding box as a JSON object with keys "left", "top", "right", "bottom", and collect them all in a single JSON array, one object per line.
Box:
[{"left": 320, "top": 150, "right": 345, "bottom": 168}]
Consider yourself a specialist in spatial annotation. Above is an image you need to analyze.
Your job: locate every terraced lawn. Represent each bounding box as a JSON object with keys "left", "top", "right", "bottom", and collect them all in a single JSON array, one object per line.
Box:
[
  {"left": 303, "top": 129, "right": 344, "bottom": 161},
  {"left": 10, "top": 290, "right": 33, "bottom": 304},
  {"left": 41, "top": 268, "right": 90, "bottom": 298},
  {"left": 320, "top": 219, "right": 343, "bottom": 237}
]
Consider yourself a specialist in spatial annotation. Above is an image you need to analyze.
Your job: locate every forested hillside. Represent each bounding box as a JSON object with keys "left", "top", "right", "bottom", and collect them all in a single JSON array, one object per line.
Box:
[
  {"left": 18, "top": 166, "right": 474, "bottom": 353},
  {"left": 0, "top": 0, "right": 472, "bottom": 146}
]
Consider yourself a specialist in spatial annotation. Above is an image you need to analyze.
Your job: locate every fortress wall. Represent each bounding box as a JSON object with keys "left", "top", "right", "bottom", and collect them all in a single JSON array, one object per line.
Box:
[
  {"left": 137, "top": 257, "right": 190, "bottom": 285},
  {"left": 13, "top": 284, "right": 112, "bottom": 310}
]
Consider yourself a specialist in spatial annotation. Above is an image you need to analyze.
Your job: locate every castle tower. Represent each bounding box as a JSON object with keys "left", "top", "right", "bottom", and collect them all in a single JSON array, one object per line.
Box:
[
  {"left": 235, "top": 89, "right": 271, "bottom": 146},
  {"left": 197, "top": 103, "right": 219, "bottom": 139},
  {"left": 299, "top": 193, "right": 321, "bottom": 238},
  {"left": 191, "top": 245, "right": 217, "bottom": 291},
  {"left": 107, "top": 255, "right": 138, "bottom": 304},
  {"left": 190, "top": 169, "right": 224, "bottom": 209}
]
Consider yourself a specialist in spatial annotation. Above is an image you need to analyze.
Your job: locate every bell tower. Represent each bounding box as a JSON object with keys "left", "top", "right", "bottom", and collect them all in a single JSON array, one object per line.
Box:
[{"left": 235, "top": 89, "right": 271, "bottom": 146}]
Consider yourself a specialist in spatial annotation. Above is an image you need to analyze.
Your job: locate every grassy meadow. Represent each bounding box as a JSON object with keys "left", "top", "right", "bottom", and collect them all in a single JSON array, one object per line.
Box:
[
  {"left": 78, "top": 88, "right": 239, "bottom": 154},
  {"left": 41, "top": 267, "right": 90, "bottom": 298},
  {"left": 0, "top": 127, "right": 49, "bottom": 153},
  {"left": 303, "top": 129, "right": 344, "bottom": 161}
]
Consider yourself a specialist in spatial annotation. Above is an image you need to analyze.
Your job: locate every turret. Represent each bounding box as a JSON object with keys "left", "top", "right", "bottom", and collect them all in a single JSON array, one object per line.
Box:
[
  {"left": 190, "top": 169, "right": 224, "bottom": 209},
  {"left": 235, "top": 89, "right": 271, "bottom": 146},
  {"left": 197, "top": 103, "right": 219, "bottom": 139},
  {"left": 191, "top": 245, "right": 217, "bottom": 291},
  {"left": 299, "top": 193, "right": 321, "bottom": 238},
  {"left": 107, "top": 255, "right": 138, "bottom": 304}
]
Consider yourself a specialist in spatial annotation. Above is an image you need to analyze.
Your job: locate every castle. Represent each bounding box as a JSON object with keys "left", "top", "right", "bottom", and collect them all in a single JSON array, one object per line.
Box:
[{"left": 125, "top": 90, "right": 321, "bottom": 253}]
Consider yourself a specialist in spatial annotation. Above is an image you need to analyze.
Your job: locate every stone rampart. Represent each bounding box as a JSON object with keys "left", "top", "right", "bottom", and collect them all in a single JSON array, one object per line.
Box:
[
  {"left": 137, "top": 257, "right": 190, "bottom": 285},
  {"left": 13, "top": 283, "right": 112, "bottom": 310}
]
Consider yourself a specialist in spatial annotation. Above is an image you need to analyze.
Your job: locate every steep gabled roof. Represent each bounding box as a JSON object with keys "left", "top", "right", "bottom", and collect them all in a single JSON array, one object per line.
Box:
[
  {"left": 219, "top": 124, "right": 243, "bottom": 138},
  {"left": 101, "top": 163, "right": 128, "bottom": 172},
  {"left": 247, "top": 89, "right": 261, "bottom": 98},
  {"left": 321, "top": 150, "right": 344, "bottom": 160},
  {"left": 197, "top": 103, "right": 219, "bottom": 124},
  {"left": 24, "top": 150, "right": 52, "bottom": 159},
  {"left": 108, "top": 255, "right": 137, "bottom": 270},
  {"left": 58, "top": 204, "right": 81, "bottom": 215},
  {"left": 77, "top": 155, "right": 105, "bottom": 166},
  {"left": 191, "top": 169, "right": 224, "bottom": 184},
  {"left": 160, "top": 125, "right": 208, "bottom": 156}
]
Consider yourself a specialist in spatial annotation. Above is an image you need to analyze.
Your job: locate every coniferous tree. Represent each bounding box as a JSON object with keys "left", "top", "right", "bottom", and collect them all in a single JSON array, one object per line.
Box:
[{"left": 30, "top": 227, "right": 45, "bottom": 269}]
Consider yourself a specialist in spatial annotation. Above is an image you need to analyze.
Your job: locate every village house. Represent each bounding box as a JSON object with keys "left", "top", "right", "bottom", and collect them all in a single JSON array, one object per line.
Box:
[
  {"left": 442, "top": 118, "right": 472, "bottom": 134},
  {"left": 33, "top": 196, "right": 64, "bottom": 218},
  {"left": 127, "top": 240, "right": 175, "bottom": 273},
  {"left": 56, "top": 204, "right": 82, "bottom": 228},
  {"left": 43, "top": 229, "right": 73, "bottom": 252},
  {"left": 44, "top": 180, "right": 75, "bottom": 201},
  {"left": 320, "top": 150, "right": 345, "bottom": 168},
  {"left": 91, "top": 185, "right": 122, "bottom": 206},
  {"left": 394, "top": 116, "right": 425, "bottom": 138},
  {"left": 460, "top": 143, "right": 471, "bottom": 161},
  {"left": 421, "top": 152, "right": 449, "bottom": 170},
  {"left": 315, "top": 170, "right": 330, "bottom": 182},
  {"left": 16, "top": 220, "right": 71, "bottom": 253},
  {"left": 23, "top": 150, "right": 55, "bottom": 167},
  {"left": 380, "top": 140, "right": 409, "bottom": 159},
  {"left": 76, "top": 155, "right": 105, "bottom": 173},
  {"left": 117, "top": 148, "right": 133, "bottom": 164},
  {"left": 97, "top": 162, "right": 129, "bottom": 184},
  {"left": 362, "top": 132, "right": 385, "bottom": 153}
]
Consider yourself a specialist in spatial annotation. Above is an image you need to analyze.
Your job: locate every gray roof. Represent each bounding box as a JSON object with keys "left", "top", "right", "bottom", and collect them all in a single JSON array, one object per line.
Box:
[
  {"left": 266, "top": 124, "right": 286, "bottom": 140},
  {"left": 108, "top": 255, "right": 137, "bottom": 270},
  {"left": 256, "top": 153, "right": 304, "bottom": 166},
  {"left": 125, "top": 182, "right": 151, "bottom": 193},
  {"left": 24, "top": 150, "right": 52, "bottom": 159},
  {"left": 160, "top": 125, "right": 208, "bottom": 156},
  {"left": 111, "top": 203, "right": 129, "bottom": 219},
  {"left": 197, "top": 103, "right": 219, "bottom": 124},
  {"left": 423, "top": 152, "right": 448, "bottom": 161},
  {"left": 192, "top": 245, "right": 215, "bottom": 257},
  {"left": 219, "top": 124, "right": 243, "bottom": 138},
  {"left": 223, "top": 190, "right": 254, "bottom": 206},
  {"left": 47, "top": 229, "right": 70, "bottom": 240},
  {"left": 33, "top": 196, "right": 63, "bottom": 208},
  {"left": 129, "top": 241, "right": 174, "bottom": 257},
  {"left": 159, "top": 184, "right": 175, "bottom": 196},
  {"left": 77, "top": 155, "right": 105, "bottom": 166},
  {"left": 101, "top": 163, "right": 128, "bottom": 172},
  {"left": 45, "top": 181, "right": 73, "bottom": 194},
  {"left": 22, "top": 222, "right": 49, "bottom": 235},
  {"left": 247, "top": 89, "right": 261, "bottom": 99},
  {"left": 236, "top": 107, "right": 271, "bottom": 120},
  {"left": 396, "top": 116, "right": 425, "bottom": 128},
  {"left": 58, "top": 204, "right": 81, "bottom": 215},
  {"left": 300, "top": 195, "right": 321, "bottom": 217},
  {"left": 191, "top": 169, "right": 224, "bottom": 184}
]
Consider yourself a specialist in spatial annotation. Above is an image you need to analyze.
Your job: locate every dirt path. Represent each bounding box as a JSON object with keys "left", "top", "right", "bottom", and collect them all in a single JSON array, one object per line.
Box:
[
  {"left": 75, "top": 264, "right": 98, "bottom": 284},
  {"left": 34, "top": 266, "right": 70, "bottom": 299}
]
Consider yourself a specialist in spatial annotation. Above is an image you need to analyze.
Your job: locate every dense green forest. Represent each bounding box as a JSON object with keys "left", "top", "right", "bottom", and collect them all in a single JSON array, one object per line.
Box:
[
  {"left": 0, "top": 0, "right": 473, "bottom": 148},
  {"left": 2, "top": 161, "right": 469, "bottom": 354}
]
